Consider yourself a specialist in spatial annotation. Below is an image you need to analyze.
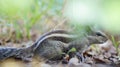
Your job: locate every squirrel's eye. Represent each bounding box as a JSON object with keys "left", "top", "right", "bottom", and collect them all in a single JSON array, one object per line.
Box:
[
  {"left": 96, "top": 32, "right": 102, "bottom": 36},
  {"left": 95, "top": 31, "right": 105, "bottom": 37}
]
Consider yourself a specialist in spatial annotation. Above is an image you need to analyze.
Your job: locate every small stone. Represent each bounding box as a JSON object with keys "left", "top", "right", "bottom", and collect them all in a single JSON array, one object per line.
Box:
[
  {"left": 41, "top": 63, "right": 51, "bottom": 67},
  {"left": 68, "top": 57, "right": 79, "bottom": 65}
]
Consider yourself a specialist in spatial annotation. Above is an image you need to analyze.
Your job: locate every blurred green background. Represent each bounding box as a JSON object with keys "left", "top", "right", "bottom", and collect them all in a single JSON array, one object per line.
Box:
[
  {"left": 0, "top": 0, "right": 120, "bottom": 43},
  {"left": 0, "top": 0, "right": 65, "bottom": 43}
]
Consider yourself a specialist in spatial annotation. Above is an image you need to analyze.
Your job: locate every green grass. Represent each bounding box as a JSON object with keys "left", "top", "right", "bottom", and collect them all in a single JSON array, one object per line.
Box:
[{"left": 111, "top": 35, "right": 120, "bottom": 55}]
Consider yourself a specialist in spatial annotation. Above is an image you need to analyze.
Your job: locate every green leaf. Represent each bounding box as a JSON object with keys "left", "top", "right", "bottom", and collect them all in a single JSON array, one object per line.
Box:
[{"left": 67, "top": 47, "right": 77, "bottom": 54}]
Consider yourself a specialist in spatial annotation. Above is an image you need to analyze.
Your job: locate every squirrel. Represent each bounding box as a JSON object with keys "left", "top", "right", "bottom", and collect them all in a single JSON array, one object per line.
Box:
[
  {"left": 21, "top": 30, "right": 107, "bottom": 61},
  {"left": 0, "top": 30, "right": 108, "bottom": 61}
]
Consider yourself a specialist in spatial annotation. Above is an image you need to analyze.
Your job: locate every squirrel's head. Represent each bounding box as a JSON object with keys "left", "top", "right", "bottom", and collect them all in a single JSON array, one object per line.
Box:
[{"left": 87, "top": 31, "right": 108, "bottom": 44}]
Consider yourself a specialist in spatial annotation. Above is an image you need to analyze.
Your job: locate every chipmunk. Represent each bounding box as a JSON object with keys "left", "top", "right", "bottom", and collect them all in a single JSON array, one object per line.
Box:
[
  {"left": 0, "top": 30, "right": 108, "bottom": 62},
  {"left": 26, "top": 30, "right": 107, "bottom": 61}
]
